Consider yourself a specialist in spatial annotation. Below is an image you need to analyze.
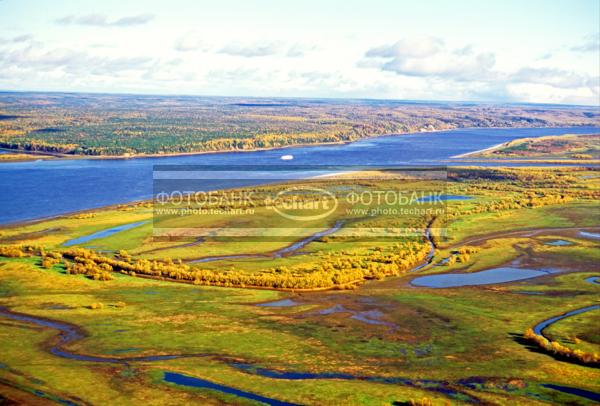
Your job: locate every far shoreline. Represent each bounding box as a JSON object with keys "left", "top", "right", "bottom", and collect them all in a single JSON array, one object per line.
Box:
[
  {"left": 451, "top": 141, "right": 509, "bottom": 158},
  {"left": 2, "top": 125, "right": 599, "bottom": 163}
]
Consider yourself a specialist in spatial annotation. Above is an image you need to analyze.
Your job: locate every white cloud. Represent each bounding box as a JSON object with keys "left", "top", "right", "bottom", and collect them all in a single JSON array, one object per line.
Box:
[
  {"left": 382, "top": 51, "right": 496, "bottom": 82},
  {"left": 510, "top": 67, "right": 591, "bottom": 89},
  {"left": 1, "top": 25, "right": 597, "bottom": 105},
  {"left": 285, "top": 43, "right": 316, "bottom": 58},
  {"left": 571, "top": 33, "right": 599, "bottom": 52},
  {"left": 0, "top": 34, "right": 34, "bottom": 44},
  {"left": 216, "top": 42, "right": 316, "bottom": 58},
  {"left": 365, "top": 37, "right": 443, "bottom": 59},
  {"left": 360, "top": 37, "right": 599, "bottom": 105},
  {"left": 364, "top": 38, "right": 496, "bottom": 82},
  {"left": 0, "top": 42, "right": 154, "bottom": 76},
  {"left": 174, "top": 32, "right": 207, "bottom": 52},
  {"left": 218, "top": 42, "right": 284, "bottom": 57},
  {"left": 56, "top": 13, "right": 154, "bottom": 27}
]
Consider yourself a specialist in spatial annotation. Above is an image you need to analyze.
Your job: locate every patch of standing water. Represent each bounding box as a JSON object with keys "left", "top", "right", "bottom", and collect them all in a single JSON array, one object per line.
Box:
[
  {"left": 411, "top": 267, "right": 559, "bottom": 288},
  {"left": 318, "top": 305, "right": 396, "bottom": 327},
  {"left": 350, "top": 310, "right": 390, "bottom": 326},
  {"left": 579, "top": 231, "right": 600, "bottom": 240},
  {"left": 319, "top": 304, "right": 349, "bottom": 315},
  {"left": 544, "top": 240, "right": 573, "bottom": 246},
  {"left": 63, "top": 221, "right": 148, "bottom": 247},
  {"left": 585, "top": 276, "right": 600, "bottom": 285},
  {"left": 256, "top": 299, "right": 299, "bottom": 307}
]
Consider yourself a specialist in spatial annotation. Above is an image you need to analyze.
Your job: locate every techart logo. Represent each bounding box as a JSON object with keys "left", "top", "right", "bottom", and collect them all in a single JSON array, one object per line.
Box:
[{"left": 272, "top": 187, "right": 338, "bottom": 221}]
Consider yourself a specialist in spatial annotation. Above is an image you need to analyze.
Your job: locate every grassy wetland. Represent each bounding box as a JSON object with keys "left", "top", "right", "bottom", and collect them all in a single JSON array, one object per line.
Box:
[
  {"left": 457, "top": 133, "right": 600, "bottom": 164},
  {"left": 1, "top": 164, "right": 599, "bottom": 405}
]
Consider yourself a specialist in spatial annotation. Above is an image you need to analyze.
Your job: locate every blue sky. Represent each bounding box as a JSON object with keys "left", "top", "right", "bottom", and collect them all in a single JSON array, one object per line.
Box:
[{"left": 0, "top": 0, "right": 598, "bottom": 104}]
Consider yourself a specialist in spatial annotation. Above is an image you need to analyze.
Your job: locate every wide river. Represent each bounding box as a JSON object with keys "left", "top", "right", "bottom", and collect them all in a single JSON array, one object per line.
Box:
[{"left": 0, "top": 126, "right": 597, "bottom": 225}]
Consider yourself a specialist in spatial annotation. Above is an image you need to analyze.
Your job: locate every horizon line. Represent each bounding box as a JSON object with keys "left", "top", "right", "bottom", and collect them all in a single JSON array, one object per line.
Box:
[{"left": 0, "top": 88, "right": 598, "bottom": 109}]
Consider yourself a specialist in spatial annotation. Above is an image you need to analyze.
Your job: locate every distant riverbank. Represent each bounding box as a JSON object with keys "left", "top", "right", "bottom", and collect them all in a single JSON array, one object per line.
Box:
[{"left": 1, "top": 125, "right": 596, "bottom": 162}]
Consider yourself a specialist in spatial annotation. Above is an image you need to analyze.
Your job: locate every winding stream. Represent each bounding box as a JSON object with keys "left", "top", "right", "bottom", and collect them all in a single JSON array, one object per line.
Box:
[
  {"left": 529, "top": 277, "right": 600, "bottom": 338},
  {"left": 0, "top": 307, "right": 209, "bottom": 364},
  {"left": 1, "top": 278, "right": 600, "bottom": 404},
  {"left": 2, "top": 226, "right": 599, "bottom": 403},
  {"left": 63, "top": 221, "right": 149, "bottom": 247},
  {"left": 164, "top": 372, "right": 299, "bottom": 406},
  {"left": 532, "top": 305, "right": 600, "bottom": 337},
  {"left": 189, "top": 220, "right": 345, "bottom": 263},
  {"left": 0, "top": 306, "right": 474, "bottom": 403},
  {"left": 579, "top": 231, "right": 600, "bottom": 240}
]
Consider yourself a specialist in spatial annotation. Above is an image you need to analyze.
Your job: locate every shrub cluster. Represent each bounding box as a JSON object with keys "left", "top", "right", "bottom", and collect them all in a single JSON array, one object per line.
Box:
[{"left": 524, "top": 328, "right": 600, "bottom": 366}]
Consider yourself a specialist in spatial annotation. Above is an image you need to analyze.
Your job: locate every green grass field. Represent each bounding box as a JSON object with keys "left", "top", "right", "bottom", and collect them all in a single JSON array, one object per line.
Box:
[{"left": 1, "top": 167, "right": 599, "bottom": 405}]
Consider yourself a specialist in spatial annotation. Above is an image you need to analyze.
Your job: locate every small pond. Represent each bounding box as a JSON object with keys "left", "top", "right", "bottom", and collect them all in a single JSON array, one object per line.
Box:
[
  {"left": 544, "top": 240, "right": 573, "bottom": 246},
  {"left": 256, "top": 299, "right": 299, "bottom": 307},
  {"left": 411, "top": 267, "right": 558, "bottom": 288}
]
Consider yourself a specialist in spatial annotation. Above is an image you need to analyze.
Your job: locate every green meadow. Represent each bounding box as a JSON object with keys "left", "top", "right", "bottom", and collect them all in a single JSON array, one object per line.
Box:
[{"left": 0, "top": 166, "right": 599, "bottom": 405}]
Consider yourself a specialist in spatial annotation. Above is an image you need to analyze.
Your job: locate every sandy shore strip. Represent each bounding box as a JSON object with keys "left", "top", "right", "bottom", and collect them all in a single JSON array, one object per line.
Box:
[{"left": 451, "top": 141, "right": 510, "bottom": 158}]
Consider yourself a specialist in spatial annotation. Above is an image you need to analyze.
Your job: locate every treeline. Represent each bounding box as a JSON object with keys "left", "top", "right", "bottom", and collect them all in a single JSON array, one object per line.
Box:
[
  {"left": 0, "top": 245, "right": 115, "bottom": 281},
  {"left": 524, "top": 328, "right": 600, "bottom": 366},
  {"left": 0, "top": 140, "right": 80, "bottom": 154},
  {"left": 0, "top": 130, "right": 354, "bottom": 156},
  {"left": 198, "top": 131, "right": 353, "bottom": 152},
  {"left": 0, "top": 245, "right": 41, "bottom": 257},
  {"left": 0, "top": 237, "right": 431, "bottom": 290},
  {"left": 65, "top": 254, "right": 114, "bottom": 281},
  {"left": 0, "top": 140, "right": 133, "bottom": 156},
  {"left": 58, "top": 239, "right": 429, "bottom": 289}
]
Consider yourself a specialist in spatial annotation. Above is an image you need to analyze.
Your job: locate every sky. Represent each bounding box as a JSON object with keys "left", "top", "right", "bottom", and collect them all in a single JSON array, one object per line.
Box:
[{"left": 0, "top": 0, "right": 598, "bottom": 105}]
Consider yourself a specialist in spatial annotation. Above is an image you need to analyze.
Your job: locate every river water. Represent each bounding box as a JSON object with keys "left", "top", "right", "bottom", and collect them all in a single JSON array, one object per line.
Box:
[{"left": 0, "top": 126, "right": 597, "bottom": 225}]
